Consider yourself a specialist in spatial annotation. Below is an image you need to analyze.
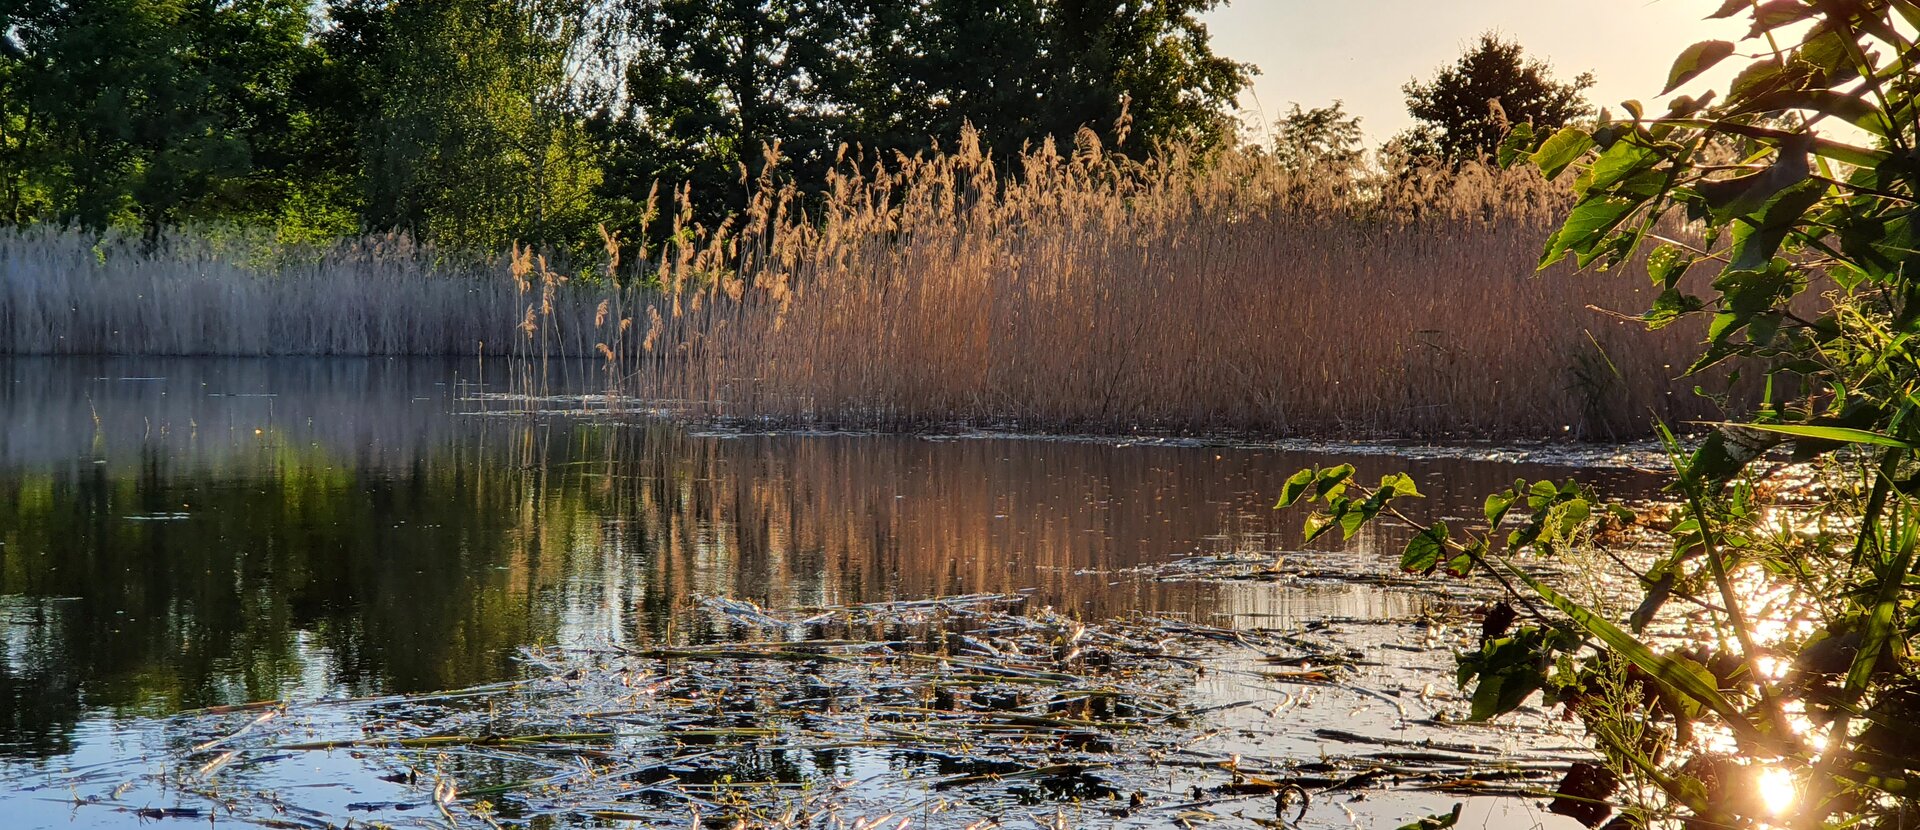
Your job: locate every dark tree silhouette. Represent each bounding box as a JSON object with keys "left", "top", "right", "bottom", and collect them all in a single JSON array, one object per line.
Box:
[{"left": 1400, "top": 33, "right": 1594, "bottom": 165}]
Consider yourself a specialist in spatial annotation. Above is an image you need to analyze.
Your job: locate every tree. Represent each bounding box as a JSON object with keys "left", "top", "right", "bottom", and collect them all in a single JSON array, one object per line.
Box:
[
  {"left": 0, "top": 0, "right": 327, "bottom": 232},
  {"left": 1399, "top": 33, "right": 1592, "bottom": 165},
  {"left": 0, "top": 0, "right": 1253, "bottom": 248},
  {"left": 1270, "top": 100, "right": 1364, "bottom": 174},
  {"left": 908, "top": 0, "right": 1251, "bottom": 153},
  {"left": 324, "top": 0, "right": 601, "bottom": 249},
  {"left": 588, "top": 0, "right": 864, "bottom": 223},
  {"left": 589, "top": 0, "right": 1253, "bottom": 232}
]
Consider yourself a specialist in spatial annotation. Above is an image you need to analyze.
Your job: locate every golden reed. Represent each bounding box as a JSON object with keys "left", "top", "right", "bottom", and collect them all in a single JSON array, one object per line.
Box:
[
  {"left": 582, "top": 129, "right": 1724, "bottom": 438},
  {"left": 0, "top": 130, "right": 1726, "bottom": 438}
]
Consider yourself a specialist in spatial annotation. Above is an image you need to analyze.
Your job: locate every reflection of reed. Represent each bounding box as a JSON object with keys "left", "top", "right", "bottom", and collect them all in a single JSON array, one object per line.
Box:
[
  {"left": 0, "top": 356, "right": 499, "bottom": 471},
  {"left": 0, "top": 357, "right": 1663, "bottom": 761},
  {"left": 549, "top": 428, "right": 1645, "bottom": 643}
]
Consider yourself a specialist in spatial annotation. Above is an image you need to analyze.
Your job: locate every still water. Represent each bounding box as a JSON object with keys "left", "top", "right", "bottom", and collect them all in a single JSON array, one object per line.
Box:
[{"left": 0, "top": 358, "right": 1659, "bottom": 825}]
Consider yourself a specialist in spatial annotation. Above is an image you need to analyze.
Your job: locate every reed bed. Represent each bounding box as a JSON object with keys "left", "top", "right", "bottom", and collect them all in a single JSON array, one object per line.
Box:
[
  {"left": 0, "top": 132, "right": 1731, "bottom": 438},
  {"left": 0, "top": 229, "right": 603, "bottom": 358},
  {"left": 578, "top": 132, "right": 1725, "bottom": 439}
]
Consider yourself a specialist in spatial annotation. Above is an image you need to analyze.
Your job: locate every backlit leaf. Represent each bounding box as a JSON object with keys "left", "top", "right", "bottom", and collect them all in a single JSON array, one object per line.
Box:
[
  {"left": 1278, "top": 468, "right": 1315, "bottom": 508},
  {"left": 1664, "top": 40, "right": 1736, "bottom": 94},
  {"left": 1401, "top": 522, "right": 1449, "bottom": 574},
  {"left": 1531, "top": 126, "right": 1593, "bottom": 179}
]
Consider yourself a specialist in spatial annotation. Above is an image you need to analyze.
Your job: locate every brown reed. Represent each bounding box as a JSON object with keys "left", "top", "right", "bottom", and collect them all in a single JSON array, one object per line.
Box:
[
  {"left": 0, "top": 131, "right": 1731, "bottom": 438},
  {"left": 578, "top": 130, "right": 1726, "bottom": 439}
]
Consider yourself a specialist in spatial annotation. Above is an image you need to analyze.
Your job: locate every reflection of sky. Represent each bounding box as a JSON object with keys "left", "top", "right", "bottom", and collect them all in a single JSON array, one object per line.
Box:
[
  {"left": 0, "top": 357, "right": 1643, "bottom": 829},
  {"left": 0, "top": 357, "right": 1659, "bottom": 772}
]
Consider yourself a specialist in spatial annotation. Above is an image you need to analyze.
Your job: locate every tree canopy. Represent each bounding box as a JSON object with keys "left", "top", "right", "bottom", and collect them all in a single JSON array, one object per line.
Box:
[
  {"left": 1269, "top": 100, "right": 1364, "bottom": 174},
  {"left": 0, "top": 0, "right": 1251, "bottom": 248},
  {"left": 1400, "top": 32, "right": 1593, "bottom": 165}
]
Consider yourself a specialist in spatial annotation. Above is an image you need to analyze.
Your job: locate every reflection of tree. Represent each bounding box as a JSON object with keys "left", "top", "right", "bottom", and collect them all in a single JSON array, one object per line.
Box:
[
  {"left": 0, "top": 362, "right": 1659, "bottom": 760},
  {"left": 0, "top": 600, "right": 82, "bottom": 758}
]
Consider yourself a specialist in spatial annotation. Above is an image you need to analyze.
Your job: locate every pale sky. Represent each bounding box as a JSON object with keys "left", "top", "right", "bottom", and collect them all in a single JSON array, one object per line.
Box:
[{"left": 1201, "top": 1, "right": 1741, "bottom": 145}]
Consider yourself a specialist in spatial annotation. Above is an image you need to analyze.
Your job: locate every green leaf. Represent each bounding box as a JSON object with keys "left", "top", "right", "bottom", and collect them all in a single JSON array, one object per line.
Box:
[
  {"left": 1553, "top": 498, "right": 1592, "bottom": 538},
  {"left": 1664, "top": 40, "right": 1736, "bottom": 94},
  {"left": 1379, "top": 472, "right": 1423, "bottom": 498},
  {"left": 1530, "top": 126, "right": 1593, "bottom": 179},
  {"left": 1644, "top": 289, "right": 1705, "bottom": 330},
  {"left": 1314, "top": 464, "right": 1354, "bottom": 499},
  {"left": 1797, "top": 30, "right": 1861, "bottom": 86},
  {"left": 1278, "top": 468, "right": 1315, "bottom": 508},
  {"left": 1707, "top": 0, "right": 1747, "bottom": 18},
  {"left": 1543, "top": 197, "right": 1636, "bottom": 268},
  {"left": 1445, "top": 538, "right": 1484, "bottom": 578},
  {"left": 1584, "top": 140, "right": 1657, "bottom": 193},
  {"left": 1726, "top": 58, "right": 1787, "bottom": 106},
  {"left": 1509, "top": 566, "right": 1767, "bottom": 746},
  {"left": 1709, "top": 263, "right": 1806, "bottom": 341},
  {"left": 1496, "top": 122, "right": 1536, "bottom": 168},
  {"left": 1695, "top": 143, "right": 1811, "bottom": 221},
  {"left": 1339, "top": 490, "right": 1394, "bottom": 541},
  {"left": 1706, "top": 422, "right": 1916, "bottom": 448},
  {"left": 1303, "top": 511, "right": 1336, "bottom": 543},
  {"left": 1646, "top": 244, "right": 1693, "bottom": 289},
  {"left": 1458, "top": 627, "right": 1559, "bottom": 720},
  {"left": 1401, "top": 522, "right": 1450, "bottom": 574},
  {"left": 1526, "top": 479, "right": 1561, "bottom": 511},
  {"left": 1339, "top": 508, "right": 1368, "bottom": 540},
  {"left": 1484, "top": 492, "right": 1515, "bottom": 526},
  {"left": 1747, "top": 0, "right": 1814, "bottom": 38}
]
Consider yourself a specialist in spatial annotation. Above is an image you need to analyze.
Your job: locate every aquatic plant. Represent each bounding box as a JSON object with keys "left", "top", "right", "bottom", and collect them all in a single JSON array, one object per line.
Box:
[
  {"left": 3, "top": 126, "right": 1742, "bottom": 437},
  {"left": 0, "top": 228, "right": 563, "bottom": 356},
  {"left": 546, "top": 129, "right": 1731, "bottom": 438},
  {"left": 1286, "top": 3, "right": 1920, "bottom": 826}
]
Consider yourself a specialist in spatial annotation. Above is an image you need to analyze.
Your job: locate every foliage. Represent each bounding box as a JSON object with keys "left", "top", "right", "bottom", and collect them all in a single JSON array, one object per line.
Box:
[
  {"left": 0, "top": 0, "right": 326, "bottom": 231},
  {"left": 1400, "top": 32, "right": 1594, "bottom": 166},
  {"left": 586, "top": 0, "right": 1252, "bottom": 224},
  {"left": 0, "top": 0, "right": 1252, "bottom": 251},
  {"left": 1270, "top": 100, "right": 1365, "bottom": 174},
  {"left": 325, "top": 0, "right": 602, "bottom": 248},
  {"left": 1288, "top": 3, "right": 1920, "bottom": 827}
]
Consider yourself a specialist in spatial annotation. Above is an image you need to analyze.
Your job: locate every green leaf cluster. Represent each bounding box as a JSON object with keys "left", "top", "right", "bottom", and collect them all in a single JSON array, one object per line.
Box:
[
  {"left": 1394, "top": 3, "right": 1920, "bottom": 825},
  {"left": 0, "top": 0, "right": 1253, "bottom": 253}
]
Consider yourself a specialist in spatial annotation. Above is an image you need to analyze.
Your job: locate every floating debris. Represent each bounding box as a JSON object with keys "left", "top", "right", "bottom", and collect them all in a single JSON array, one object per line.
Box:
[{"left": 9, "top": 589, "right": 1591, "bottom": 829}]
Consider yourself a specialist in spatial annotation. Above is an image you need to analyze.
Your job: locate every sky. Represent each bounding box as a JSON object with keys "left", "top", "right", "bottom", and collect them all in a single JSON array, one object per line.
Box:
[{"left": 1201, "top": 1, "right": 1744, "bottom": 145}]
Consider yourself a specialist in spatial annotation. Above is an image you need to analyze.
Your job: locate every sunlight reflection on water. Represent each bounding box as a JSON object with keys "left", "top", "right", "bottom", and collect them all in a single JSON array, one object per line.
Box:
[{"left": 0, "top": 356, "right": 1665, "bottom": 828}]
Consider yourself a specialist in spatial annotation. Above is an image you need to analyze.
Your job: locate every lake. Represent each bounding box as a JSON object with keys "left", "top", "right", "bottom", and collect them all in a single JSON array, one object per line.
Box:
[{"left": 0, "top": 357, "right": 1661, "bottom": 828}]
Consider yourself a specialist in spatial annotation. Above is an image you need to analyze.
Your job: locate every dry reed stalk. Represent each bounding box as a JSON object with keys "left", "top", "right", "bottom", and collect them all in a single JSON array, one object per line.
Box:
[
  {"left": 595, "top": 130, "right": 1727, "bottom": 438},
  {"left": 0, "top": 131, "right": 1732, "bottom": 438}
]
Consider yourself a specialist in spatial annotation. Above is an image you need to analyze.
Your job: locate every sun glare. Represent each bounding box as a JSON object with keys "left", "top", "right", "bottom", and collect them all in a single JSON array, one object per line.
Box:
[{"left": 1757, "top": 766, "right": 1797, "bottom": 817}]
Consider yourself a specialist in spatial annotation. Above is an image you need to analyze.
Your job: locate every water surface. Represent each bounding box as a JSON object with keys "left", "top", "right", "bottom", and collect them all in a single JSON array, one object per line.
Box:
[{"left": 0, "top": 357, "right": 1658, "bottom": 826}]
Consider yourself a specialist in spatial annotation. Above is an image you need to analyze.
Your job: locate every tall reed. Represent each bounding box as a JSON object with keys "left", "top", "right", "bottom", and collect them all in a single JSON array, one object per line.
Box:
[
  {"left": 574, "top": 131, "right": 1726, "bottom": 438},
  {"left": 0, "top": 229, "right": 602, "bottom": 359},
  {"left": 0, "top": 132, "right": 1730, "bottom": 438}
]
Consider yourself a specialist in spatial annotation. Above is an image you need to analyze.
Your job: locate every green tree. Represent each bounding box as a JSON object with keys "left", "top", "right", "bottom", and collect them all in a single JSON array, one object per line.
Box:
[
  {"left": 907, "top": 0, "right": 1250, "bottom": 152},
  {"left": 588, "top": 0, "right": 862, "bottom": 221},
  {"left": 325, "top": 0, "right": 600, "bottom": 249},
  {"left": 590, "top": 0, "right": 1252, "bottom": 230},
  {"left": 0, "top": 0, "right": 328, "bottom": 232},
  {"left": 1400, "top": 32, "right": 1593, "bottom": 165},
  {"left": 1270, "top": 100, "right": 1365, "bottom": 174}
]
